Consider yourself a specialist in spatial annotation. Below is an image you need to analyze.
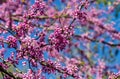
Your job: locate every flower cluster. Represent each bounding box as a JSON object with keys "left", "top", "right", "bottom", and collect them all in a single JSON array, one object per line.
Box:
[
  {"left": 0, "top": 48, "right": 5, "bottom": 58},
  {"left": 49, "top": 26, "right": 73, "bottom": 51},
  {"left": 74, "top": 9, "right": 87, "bottom": 26},
  {"left": 12, "top": 21, "right": 32, "bottom": 38},
  {"left": 14, "top": 69, "right": 44, "bottom": 79},
  {"left": 6, "top": 35, "right": 17, "bottom": 48},
  {"left": 17, "top": 36, "right": 43, "bottom": 60},
  {"left": 31, "top": 0, "right": 46, "bottom": 15}
]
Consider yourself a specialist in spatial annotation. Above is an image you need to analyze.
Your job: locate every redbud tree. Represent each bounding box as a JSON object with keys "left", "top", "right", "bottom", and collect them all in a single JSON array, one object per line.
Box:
[{"left": 0, "top": 0, "right": 120, "bottom": 79}]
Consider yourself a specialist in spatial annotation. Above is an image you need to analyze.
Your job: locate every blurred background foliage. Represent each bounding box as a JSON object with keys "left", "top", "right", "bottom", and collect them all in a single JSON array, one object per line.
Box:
[
  {"left": 96, "top": 0, "right": 120, "bottom": 18},
  {"left": 96, "top": 0, "right": 113, "bottom": 5}
]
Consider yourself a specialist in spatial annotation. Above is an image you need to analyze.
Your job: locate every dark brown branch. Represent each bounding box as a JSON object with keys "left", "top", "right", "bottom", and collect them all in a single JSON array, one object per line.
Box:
[
  {"left": 69, "top": 18, "right": 76, "bottom": 27},
  {"left": 12, "top": 14, "right": 71, "bottom": 22},
  {"left": 39, "top": 60, "right": 79, "bottom": 78},
  {"left": 74, "top": 35, "right": 120, "bottom": 47}
]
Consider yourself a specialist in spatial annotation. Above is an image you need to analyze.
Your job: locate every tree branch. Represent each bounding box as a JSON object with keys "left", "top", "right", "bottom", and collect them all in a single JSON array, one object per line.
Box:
[
  {"left": 74, "top": 35, "right": 120, "bottom": 47},
  {"left": 0, "top": 66, "right": 21, "bottom": 79}
]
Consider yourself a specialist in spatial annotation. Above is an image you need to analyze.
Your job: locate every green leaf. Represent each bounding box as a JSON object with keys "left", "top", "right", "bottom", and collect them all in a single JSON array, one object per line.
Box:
[
  {"left": 0, "top": 72, "right": 3, "bottom": 79},
  {"left": 7, "top": 63, "right": 15, "bottom": 72}
]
